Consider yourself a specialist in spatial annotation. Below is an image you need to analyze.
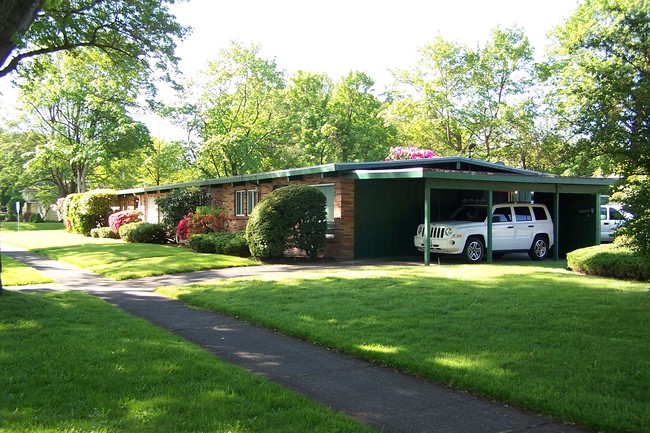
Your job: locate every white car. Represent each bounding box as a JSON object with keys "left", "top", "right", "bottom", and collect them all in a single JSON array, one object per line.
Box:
[
  {"left": 600, "top": 204, "right": 629, "bottom": 243},
  {"left": 414, "top": 203, "right": 554, "bottom": 263}
]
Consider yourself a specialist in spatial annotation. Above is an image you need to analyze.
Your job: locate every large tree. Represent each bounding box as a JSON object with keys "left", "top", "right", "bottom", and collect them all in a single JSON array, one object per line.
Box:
[
  {"left": 389, "top": 27, "right": 541, "bottom": 163},
  {"left": 548, "top": 0, "right": 650, "bottom": 254},
  {"left": 16, "top": 51, "right": 151, "bottom": 193},
  {"left": 0, "top": 0, "right": 187, "bottom": 81}
]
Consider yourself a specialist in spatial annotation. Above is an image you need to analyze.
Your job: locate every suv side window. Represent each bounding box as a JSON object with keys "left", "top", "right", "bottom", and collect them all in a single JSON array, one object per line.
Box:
[
  {"left": 610, "top": 208, "right": 625, "bottom": 220},
  {"left": 533, "top": 206, "right": 548, "bottom": 221},
  {"left": 493, "top": 207, "right": 512, "bottom": 222},
  {"left": 514, "top": 206, "right": 532, "bottom": 222}
]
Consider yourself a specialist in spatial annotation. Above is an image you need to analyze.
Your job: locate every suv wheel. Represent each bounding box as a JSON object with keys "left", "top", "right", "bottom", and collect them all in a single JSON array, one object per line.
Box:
[
  {"left": 528, "top": 235, "right": 549, "bottom": 261},
  {"left": 463, "top": 236, "right": 485, "bottom": 263}
]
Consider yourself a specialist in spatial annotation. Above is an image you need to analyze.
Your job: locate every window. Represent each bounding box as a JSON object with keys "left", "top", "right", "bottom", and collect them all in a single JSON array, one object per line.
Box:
[
  {"left": 247, "top": 190, "right": 258, "bottom": 215},
  {"left": 514, "top": 206, "right": 532, "bottom": 222},
  {"left": 235, "top": 190, "right": 258, "bottom": 216},
  {"left": 311, "top": 184, "right": 335, "bottom": 222},
  {"left": 235, "top": 190, "right": 246, "bottom": 216},
  {"left": 533, "top": 206, "right": 548, "bottom": 221},
  {"left": 492, "top": 207, "right": 512, "bottom": 222}
]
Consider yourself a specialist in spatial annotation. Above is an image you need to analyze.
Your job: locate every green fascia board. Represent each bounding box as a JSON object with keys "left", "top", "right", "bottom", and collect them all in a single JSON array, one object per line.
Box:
[{"left": 346, "top": 168, "right": 615, "bottom": 194}]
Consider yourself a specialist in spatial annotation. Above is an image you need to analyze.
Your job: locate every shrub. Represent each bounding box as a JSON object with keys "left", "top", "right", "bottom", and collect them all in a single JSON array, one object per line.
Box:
[
  {"left": 177, "top": 207, "right": 230, "bottom": 241},
  {"left": 28, "top": 213, "right": 44, "bottom": 223},
  {"left": 62, "top": 189, "right": 116, "bottom": 236},
  {"left": 567, "top": 244, "right": 650, "bottom": 281},
  {"left": 188, "top": 233, "right": 216, "bottom": 253},
  {"left": 130, "top": 223, "right": 168, "bottom": 244},
  {"left": 22, "top": 211, "right": 33, "bottom": 222},
  {"left": 108, "top": 210, "right": 142, "bottom": 234},
  {"left": 246, "top": 185, "right": 326, "bottom": 259},
  {"left": 119, "top": 222, "right": 143, "bottom": 243},
  {"left": 188, "top": 232, "right": 250, "bottom": 256},
  {"left": 156, "top": 187, "right": 211, "bottom": 235},
  {"left": 90, "top": 227, "right": 120, "bottom": 239}
]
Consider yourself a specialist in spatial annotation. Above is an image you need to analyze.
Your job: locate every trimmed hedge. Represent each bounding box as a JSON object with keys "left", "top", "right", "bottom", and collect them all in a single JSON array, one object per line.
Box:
[
  {"left": 130, "top": 223, "right": 168, "bottom": 244},
  {"left": 188, "top": 232, "right": 249, "bottom": 257},
  {"left": 62, "top": 189, "right": 116, "bottom": 235},
  {"left": 246, "top": 185, "right": 326, "bottom": 259},
  {"left": 90, "top": 227, "right": 120, "bottom": 239},
  {"left": 567, "top": 244, "right": 650, "bottom": 281},
  {"left": 156, "top": 187, "right": 211, "bottom": 235},
  {"left": 118, "top": 222, "right": 143, "bottom": 243}
]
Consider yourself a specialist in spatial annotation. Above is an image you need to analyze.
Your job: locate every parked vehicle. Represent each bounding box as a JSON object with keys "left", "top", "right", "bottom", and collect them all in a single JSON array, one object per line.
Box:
[
  {"left": 414, "top": 203, "right": 554, "bottom": 263},
  {"left": 600, "top": 204, "right": 629, "bottom": 243}
]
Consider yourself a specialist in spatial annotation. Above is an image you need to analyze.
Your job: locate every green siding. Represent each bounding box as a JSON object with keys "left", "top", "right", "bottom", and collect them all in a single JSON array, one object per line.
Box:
[{"left": 354, "top": 179, "right": 423, "bottom": 258}]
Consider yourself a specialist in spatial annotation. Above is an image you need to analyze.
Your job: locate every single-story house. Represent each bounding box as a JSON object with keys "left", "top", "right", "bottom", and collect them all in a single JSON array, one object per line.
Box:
[{"left": 114, "top": 157, "right": 614, "bottom": 263}]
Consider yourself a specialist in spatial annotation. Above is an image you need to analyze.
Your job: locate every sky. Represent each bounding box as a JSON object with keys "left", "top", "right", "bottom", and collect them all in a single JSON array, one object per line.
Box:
[{"left": 1, "top": 0, "right": 581, "bottom": 140}]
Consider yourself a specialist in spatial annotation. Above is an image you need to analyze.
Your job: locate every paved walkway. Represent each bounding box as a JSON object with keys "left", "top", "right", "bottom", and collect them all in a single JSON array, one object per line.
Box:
[{"left": 2, "top": 244, "right": 591, "bottom": 433}]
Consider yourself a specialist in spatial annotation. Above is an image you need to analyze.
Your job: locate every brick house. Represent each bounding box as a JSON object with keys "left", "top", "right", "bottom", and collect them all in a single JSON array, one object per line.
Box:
[{"left": 114, "top": 157, "right": 613, "bottom": 262}]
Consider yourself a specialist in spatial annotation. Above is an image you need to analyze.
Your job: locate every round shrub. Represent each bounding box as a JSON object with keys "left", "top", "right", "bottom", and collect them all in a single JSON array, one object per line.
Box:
[
  {"left": 567, "top": 244, "right": 650, "bottom": 281},
  {"left": 118, "top": 222, "right": 143, "bottom": 243},
  {"left": 109, "top": 210, "right": 142, "bottom": 234},
  {"left": 90, "top": 227, "right": 120, "bottom": 239},
  {"left": 188, "top": 232, "right": 250, "bottom": 257},
  {"left": 28, "top": 213, "right": 43, "bottom": 223},
  {"left": 246, "top": 185, "right": 326, "bottom": 259},
  {"left": 130, "top": 223, "right": 167, "bottom": 244}
]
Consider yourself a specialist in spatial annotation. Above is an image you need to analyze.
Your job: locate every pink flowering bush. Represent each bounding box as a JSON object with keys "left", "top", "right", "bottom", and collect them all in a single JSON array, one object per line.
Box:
[
  {"left": 385, "top": 146, "right": 436, "bottom": 160},
  {"left": 176, "top": 207, "right": 231, "bottom": 241},
  {"left": 108, "top": 210, "right": 143, "bottom": 234}
]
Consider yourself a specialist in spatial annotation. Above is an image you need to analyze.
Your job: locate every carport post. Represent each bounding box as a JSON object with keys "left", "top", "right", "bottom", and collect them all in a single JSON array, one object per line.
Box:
[
  {"left": 553, "top": 189, "right": 560, "bottom": 261},
  {"left": 424, "top": 181, "right": 431, "bottom": 266},
  {"left": 486, "top": 190, "right": 493, "bottom": 264}
]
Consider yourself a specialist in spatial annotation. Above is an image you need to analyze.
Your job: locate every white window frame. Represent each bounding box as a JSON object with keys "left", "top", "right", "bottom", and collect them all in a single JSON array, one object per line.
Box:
[
  {"left": 235, "top": 190, "right": 246, "bottom": 216},
  {"left": 247, "top": 190, "right": 258, "bottom": 215}
]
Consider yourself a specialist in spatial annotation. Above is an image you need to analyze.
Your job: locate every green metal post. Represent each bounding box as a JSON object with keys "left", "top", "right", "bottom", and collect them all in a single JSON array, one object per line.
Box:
[
  {"left": 424, "top": 180, "right": 431, "bottom": 266},
  {"left": 486, "top": 190, "right": 493, "bottom": 264},
  {"left": 553, "top": 189, "right": 560, "bottom": 261},
  {"left": 595, "top": 194, "right": 602, "bottom": 245}
]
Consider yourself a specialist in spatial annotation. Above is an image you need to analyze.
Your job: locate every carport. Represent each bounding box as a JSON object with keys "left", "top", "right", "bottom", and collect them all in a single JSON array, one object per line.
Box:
[{"left": 346, "top": 158, "right": 614, "bottom": 264}]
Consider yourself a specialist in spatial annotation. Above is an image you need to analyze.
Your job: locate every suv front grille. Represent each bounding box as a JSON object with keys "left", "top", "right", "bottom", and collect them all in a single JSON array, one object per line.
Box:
[{"left": 431, "top": 226, "right": 446, "bottom": 239}]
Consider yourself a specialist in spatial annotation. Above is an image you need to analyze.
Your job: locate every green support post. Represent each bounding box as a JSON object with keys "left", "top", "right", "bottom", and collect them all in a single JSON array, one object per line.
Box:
[
  {"left": 424, "top": 180, "right": 431, "bottom": 266},
  {"left": 486, "top": 190, "right": 493, "bottom": 264}
]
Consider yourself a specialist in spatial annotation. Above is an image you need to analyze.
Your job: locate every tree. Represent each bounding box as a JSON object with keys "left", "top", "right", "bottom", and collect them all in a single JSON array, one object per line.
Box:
[
  {"left": 16, "top": 50, "right": 151, "bottom": 193},
  {"left": 0, "top": 0, "right": 187, "bottom": 81},
  {"left": 323, "top": 71, "right": 396, "bottom": 162},
  {"left": 140, "top": 138, "right": 197, "bottom": 186},
  {"left": 389, "top": 27, "right": 538, "bottom": 162},
  {"left": 188, "top": 42, "right": 286, "bottom": 177},
  {"left": 548, "top": 0, "right": 650, "bottom": 254}
]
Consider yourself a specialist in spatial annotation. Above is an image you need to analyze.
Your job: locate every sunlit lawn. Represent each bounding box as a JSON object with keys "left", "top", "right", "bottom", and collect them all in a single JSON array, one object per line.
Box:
[
  {"left": 0, "top": 290, "right": 374, "bottom": 433},
  {"left": 158, "top": 263, "right": 650, "bottom": 433},
  {"left": 0, "top": 228, "right": 257, "bottom": 280},
  {"left": 0, "top": 255, "right": 54, "bottom": 285}
]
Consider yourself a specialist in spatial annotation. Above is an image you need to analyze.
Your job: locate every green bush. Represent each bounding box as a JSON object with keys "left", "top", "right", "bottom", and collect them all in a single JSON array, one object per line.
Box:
[
  {"left": 156, "top": 187, "right": 211, "bottom": 235},
  {"left": 62, "top": 189, "right": 116, "bottom": 236},
  {"left": 567, "top": 244, "right": 650, "bottom": 281},
  {"left": 188, "top": 232, "right": 250, "bottom": 256},
  {"left": 28, "top": 213, "right": 44, "bottom": 223},
  {"left": 188, "top": 233, "right": 216, "bottom": 254},
  {"left": 246, "top": 185, "right": 326, "bottom": 259},
  {"left": 118, "top": 222, "right": 143, "bottom": 243},
  {"left": 90, "top": 227, "right": 120, "bottom": 239},
  {"left": 130, "top": 223, "right": 168, "bottom": 244}
]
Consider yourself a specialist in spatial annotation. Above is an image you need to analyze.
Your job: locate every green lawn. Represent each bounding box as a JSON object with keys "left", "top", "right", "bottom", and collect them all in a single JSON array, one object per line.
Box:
[
  {"left": 0, "top": 290, "right": 373, "bottom": 433},
  {"left": 0, "top": 229, "right": 258, "bottom": 280},
  {"left": 0, "top": 255, "right": 54, "bottom": 285},
  {"left": 157, "top": 263, "right": 650, "bottom": 433}
]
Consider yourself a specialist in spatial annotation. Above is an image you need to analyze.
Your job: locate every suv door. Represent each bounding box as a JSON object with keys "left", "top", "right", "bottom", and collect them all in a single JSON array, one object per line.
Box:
[
  {"left": 513, "top": 205, "right": 535, "bottom": 249},
  {"left": 491, "top": 206, "right": 515, "bottom": 251}
]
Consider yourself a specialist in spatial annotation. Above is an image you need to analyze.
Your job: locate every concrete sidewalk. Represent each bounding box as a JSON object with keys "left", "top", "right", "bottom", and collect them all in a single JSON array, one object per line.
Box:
[{"left": 2, "top": 246, "right": 591, "bottom": 433}]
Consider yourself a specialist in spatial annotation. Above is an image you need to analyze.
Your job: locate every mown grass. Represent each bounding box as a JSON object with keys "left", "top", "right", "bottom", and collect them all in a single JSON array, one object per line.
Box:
[
  {"left": 158, "top": 263, "right": 650, "bottom": 433},
  {"left": 0, "top": 229, "right": 257, "bottom": 280},
  {"left": 0, "top": 290, "right": 375, "bottom": 433},
  {"left": 0, "top": 222, "right": 65, "bottom": 232},
  {"left": 0, "top": 255, "right": 54, "bottom": 285}
]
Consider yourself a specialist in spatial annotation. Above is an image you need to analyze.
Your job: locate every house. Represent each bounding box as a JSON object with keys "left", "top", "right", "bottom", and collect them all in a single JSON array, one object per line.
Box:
[{"left": 114, "top": 157, "right": 614, "bottom": 263}]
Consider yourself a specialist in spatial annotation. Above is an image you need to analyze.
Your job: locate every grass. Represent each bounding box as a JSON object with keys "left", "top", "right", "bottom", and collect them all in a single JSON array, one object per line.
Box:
[
  {"left": 0, "top": 255, "right": 54, "bottom": 285},
  {"left": 157, "top": 263, "right": 650, "bottom": 433},
  {"left": 0, "top": 221, "right": 65, "bottom": 232},
  {"left": 0, "top": 290, "right": 375, "bottom": 433},
  {"left": 0, "top": 229, "right": 258, "bottom": 280}
]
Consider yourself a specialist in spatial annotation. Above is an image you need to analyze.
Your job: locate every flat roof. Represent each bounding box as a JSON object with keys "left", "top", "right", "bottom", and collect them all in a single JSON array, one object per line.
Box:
[{"left": 116, "top": 156, "right": 613, "bottom": 196}]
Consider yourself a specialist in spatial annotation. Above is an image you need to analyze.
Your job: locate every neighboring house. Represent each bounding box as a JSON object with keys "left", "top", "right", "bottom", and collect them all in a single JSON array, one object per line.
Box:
[
  {"left": 20, "top": 187, "right": 58, "bottom": 221},
  {"left": 114, "top": 157, "right": 614, "bottom": 262}
]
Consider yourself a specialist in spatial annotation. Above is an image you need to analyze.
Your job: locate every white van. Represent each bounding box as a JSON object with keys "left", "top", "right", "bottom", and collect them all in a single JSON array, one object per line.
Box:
[{"left": 600, "top": 204, "right": 628, "bottom": 243}]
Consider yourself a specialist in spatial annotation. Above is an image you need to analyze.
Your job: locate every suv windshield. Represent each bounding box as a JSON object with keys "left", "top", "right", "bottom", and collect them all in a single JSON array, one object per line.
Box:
[{"left": 448, "top": 205, "right": 487, "bottom": 222}]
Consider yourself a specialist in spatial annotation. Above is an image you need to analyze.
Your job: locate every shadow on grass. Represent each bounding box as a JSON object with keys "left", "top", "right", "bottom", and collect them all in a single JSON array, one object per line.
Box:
[
  {"left": 161, "top": 268, "right": 649, "bottom": 433},
  {"left": 0, "top": 291, "right": 373, "bottom": 433}
]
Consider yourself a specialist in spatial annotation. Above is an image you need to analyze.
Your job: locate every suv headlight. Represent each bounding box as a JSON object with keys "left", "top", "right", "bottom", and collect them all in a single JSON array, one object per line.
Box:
[{"left": 444, "top": 227, "right": 453, "bottom": 236}]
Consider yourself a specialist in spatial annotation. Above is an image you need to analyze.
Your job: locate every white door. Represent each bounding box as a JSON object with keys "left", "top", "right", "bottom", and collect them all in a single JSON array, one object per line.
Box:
[{"left": 145, "top": 195, "right": 159, "bottom": 223}]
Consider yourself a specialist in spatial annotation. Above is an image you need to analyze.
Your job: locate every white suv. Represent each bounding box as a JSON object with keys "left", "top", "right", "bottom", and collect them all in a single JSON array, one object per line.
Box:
[{"left": 414, "top": 203, "right": 554, "bottom": 263}]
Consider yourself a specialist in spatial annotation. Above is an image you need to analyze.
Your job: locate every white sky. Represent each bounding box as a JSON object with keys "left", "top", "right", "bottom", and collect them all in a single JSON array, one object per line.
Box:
[{"left": 0, "top": 0, "right": 581, "bottom": 140}]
